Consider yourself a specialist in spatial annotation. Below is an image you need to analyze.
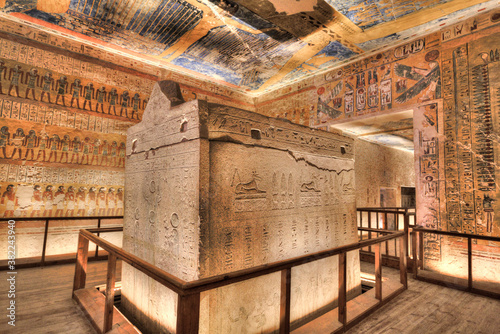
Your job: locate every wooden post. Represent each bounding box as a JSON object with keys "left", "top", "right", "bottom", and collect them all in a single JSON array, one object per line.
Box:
[
  {"left": 375, "top": 243, "right": 382, "bottom": 301},
  {"left": 95, "top": 218, "right": 102, "bottom": 258},
  {"left": 468, "top": 237, "right": 473, "bottom": 291},
  {"left": 41, "top": 219, "right": 50, "bottom": 267},
  {"left": 279, "top": 268, "right": 291, "bottom": 334},
  {"left": 384, "top": 212, "right": 389, "bottom": 256},
  {"left": 412, "top": 231, "right": 417, "bottom": 279},
  {"left": 403, "top": 213, "right": 409, "bottom": 268},
  {"left": 103, "top": 253, "right": 117, "bottom": 333},
  {"left": 73, "top": 233, "right": 89, "bottom": 292},
  {"left": 177, "top": 293, "right": 200, "bottom": 334},
  {"left": 418, "top": 231, "right": 424, "bottom": 268},
  {"left": 359, "top": 211, "right": 363, "bottom": 243},
  {"left": 338, "top": 252, "right": 347, "bottom": 326},
  {"left": 368, "top": 212, "right": 372, "bottom": 253},
  {"left": 394, "top": 213, "right": 398, "bottom": 257},
  {"left": 399, "top": 236, "right": 407, "bottom": 289}
]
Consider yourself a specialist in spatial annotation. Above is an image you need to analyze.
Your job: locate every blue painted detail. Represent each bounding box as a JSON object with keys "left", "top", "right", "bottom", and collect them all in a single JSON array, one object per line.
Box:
[
  {"left": 3, "top": 0, "right": 37, "bottom": 13},
  {"left": 316, "top": 41, "right": 357, "bottom": 60}
]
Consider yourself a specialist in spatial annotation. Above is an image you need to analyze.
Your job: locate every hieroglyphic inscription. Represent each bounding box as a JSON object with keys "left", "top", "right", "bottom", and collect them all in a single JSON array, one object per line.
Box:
[{"left": 453, "top": 45, "right": 475, "bottom": 234}]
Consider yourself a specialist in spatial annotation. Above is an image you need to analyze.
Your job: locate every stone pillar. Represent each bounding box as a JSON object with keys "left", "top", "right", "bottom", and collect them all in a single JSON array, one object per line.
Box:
[{"left": 122, "top": 81, "right": 361, "bottom": 333}]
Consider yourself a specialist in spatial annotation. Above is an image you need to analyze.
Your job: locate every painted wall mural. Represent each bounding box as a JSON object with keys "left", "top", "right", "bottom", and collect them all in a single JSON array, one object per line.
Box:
[
  {"left": 257, "top": 9, "right": 500, "bottom": 282},
  {"left": 0, "top": 30, "right": 158, "bottom": 218}
]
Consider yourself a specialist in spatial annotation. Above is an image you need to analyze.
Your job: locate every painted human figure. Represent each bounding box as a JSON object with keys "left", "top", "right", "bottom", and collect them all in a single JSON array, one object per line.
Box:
[
  {"left": 82, "top": 83, "right": 94, "bottom": 111},
  {"left": 70, "top": 79, "right": 82, "bottom": 109},
  {"left": 483, "top": 195, "right": 495, "bottom": 233},
  {"left": 1, "top": 184, "right": 17, "bottom": 217},
  {"left": 110, "top": 141, "right": 118, "bottom": 167},
  {"left": 54, "top": 185, "right": 66, "bottom": 217},
  {"left": 100, "top": 140, "right": 109, "bottom": 166},
  {"left": 42, "top": 185, "right": 54, "bottom": 217},
  {"left": 97, "top": 187, "right": 107, "bottom": 216},
  {"left": 0, "top": 126, "right": 10, "bottom": 159},
  {"left": 106, "top": 187, "right": 116, "bottom": 215},
  {"left": 88, "top": 187, "right": 97, "bottom": 216},
  {"left": 131, "top": 93, "right": 141, "bottom": 119},
  {"left": 95, "top": 86, "right": 107, "bottom": 113},
  {"left": 39, "top": 72, "right": 54, "bottom": 103},
  {"left": 24, "top": 129, "right": 37, "bottom": 160},
  {"left": 119, "top": 90, "right": 130, "bottom": 117},
  {"left": 24, "top": 68, "right": 39, "bottom": 100},
  {"left": 90, "top": 138, "right": 101, "bottom": 165},
  {"left": 31, "top": 185, "right": 42, "bottom": 217},
  {"left": 0, "top": 60, "right": 7, "bottom": 94},
  {"left": 108, "top": 88, "right": 118, "bottom": 115},
  {"left": 70, "top": 136, "right": 81, "bottom": 164},
  {"left": 8, "top": 65, "right": 24, "bottom": 97},
  {"left": 80, "top": 137, "right": 91, "bottom": 165},
  {"left": 55, "top": 75, "right": 69, "bottom": 106},
  {"left": 59, "top": 135, "right": 70, "bottom": 163},
  {"left": 10, "top": 128, "right": 26, "bottom": 160},
  {"left": 48, "top": 134, "right": 61, "bottom": 162},
  {"left": 36, "top": 130, "right": 49, "bottom": 162},
  {"left": 118, "top": 142, "right": 126, "bottom": 167},
  {"left": 65, "top": 186, "right": 76, "bottom": 216},
  {"left": 76, "top": 187, "right": 87, "bottom": 217},
  {"left": 116, "top": 188, "right": 124, "bottom": 215},
  {"left": 142, "top": 98, "right": 149, "bottom": 110}
]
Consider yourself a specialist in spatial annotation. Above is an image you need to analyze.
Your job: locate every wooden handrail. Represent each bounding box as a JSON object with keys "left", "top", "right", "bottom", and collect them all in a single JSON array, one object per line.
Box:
[
  {"left": 0, "top": 216, "right": 124, "bottom": 221},
  {"left": 412, "top": 226, "right": 500, "bottom": 242},
  {"left": 74, "top": 227, "right": 407, "bottom": 333}
]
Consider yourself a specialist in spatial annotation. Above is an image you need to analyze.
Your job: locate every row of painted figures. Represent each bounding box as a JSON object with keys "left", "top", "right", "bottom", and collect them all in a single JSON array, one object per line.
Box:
[
  {"left": 1, "top": 184, "right": 123, "bottom": 217},
  {"left": 0, "top": 60, "right": 147, "bottom": 119},
  {"left": 0, "top": 126, "right": 125, "bottom": 166}
]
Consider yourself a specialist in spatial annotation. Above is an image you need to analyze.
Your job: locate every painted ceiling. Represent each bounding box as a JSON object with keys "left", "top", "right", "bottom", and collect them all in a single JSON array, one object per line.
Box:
[
  {"left": 330, "top": 110, "right": 415, "bottom": 152},
  {"left": 0, "top": 0, "right": 497, "bottom": 93}
]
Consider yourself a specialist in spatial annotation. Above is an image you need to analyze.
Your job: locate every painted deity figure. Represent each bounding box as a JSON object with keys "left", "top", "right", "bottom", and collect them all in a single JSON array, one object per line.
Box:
[
  {"left": 31, "top": 185, "right": 42, "bottom": 217},
  {"left": 24, "top": 68, "right": 39, "bottom": 100},
  {"left": 110, "top": 141, "right": 118, "bottom": 166},
  {"left": 80, "top": 137, "right": 91, "bottom": 165},
  {"left": 39, "top": 72, "right": 54, "bottom": 103},
  {"left": 118, "top": 142, "right": 126, "bottom": 167},
  {"left": 120, "top": 91, "right": 130, "bottom": 118},
  {"left": 88, "top": 187, "right": 97, "bottom": 216},
  {"left": 100, "top": 140, "right": 109, "bottom": 166},
  {"left": 131, "top": 93, "right": 141, "bottom": 119},
  {"left": 108, "top": 88, "right": 118, "bottom": 115},
  {"left": 54, "top": 185, "right": 65, "bottom": 217},
  {"left": 95, "top": 86, "right": 107, "bottom": 113},
  {"left": 36, "top": 130, "right": 49, "bottom": 162},
  {"left": 42, "top": 185, "right": 54, "bottom": 216},
  {"left": 55, "top": 76, "right": 69, "bottom": 106},
  {"left": 48, "top": 134, "right": 61, "bottom": 163},
  {"left": 1, "top": 184, "right": 17, "bottom": 217},
  {"left": 0, "top": 60, "right": 7, "bottom": 94},
  {"left": 70, "top": 136, "right": 81, "bottom": 164},
  {"left": 24, "top": 130, "right": 37, "bottom": 160},
  {"left": 97, "top": 187, "right": 106, "bottom": 216},
  {"left": 70, "top": 79, "right": 82, "bottom": 109},
  {"left": 116, "top": 188, "right": 124, "bottom": 215},
  {"left": 59, "top": 135, "right": 70, "bottom": 163},
  {"left": 65, "top": 186, "right": 76, "bottom": 216},
  {"left": 0, "top": 126, "right": 10, "bottom": 159},
  {"left": 106, "top": 187, "right": 116, "bottom": 215},
  {"left": 76, "top": 187, "right": 87, "bottom": 217},
  {"left": 82, "top": 83, "right": 94, "bottom": 111},
  {"left": 8, "top": 65, "right": 24, "bottom": 97},
  {"left": 90, "top": 138, "right": 101, "bottom": 165},
  {"left": 10, "top": 128, "right": 26, "bottom": 160}
]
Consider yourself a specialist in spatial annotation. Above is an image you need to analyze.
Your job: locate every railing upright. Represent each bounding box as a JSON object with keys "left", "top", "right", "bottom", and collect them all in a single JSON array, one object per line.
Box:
[
  {"left": 73, "top": 233, "right": 89, "bottom": 292},
  {"left": 279, "top": 268, "right": 292, "bottom": 334},
  {"left": 104, "top": 253, "right": 117, "bottom": 332},
  {"left": 338, "top": 252, "right": 347, "bottom": 326},
  {"left": 176, "top": 293, "right": 201, "bottom": 334}
]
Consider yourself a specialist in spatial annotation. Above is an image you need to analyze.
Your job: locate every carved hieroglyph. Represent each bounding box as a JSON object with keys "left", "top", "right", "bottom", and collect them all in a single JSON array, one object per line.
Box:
[{"left": 122, "top": 81, "right": 360, "bottom": 333}]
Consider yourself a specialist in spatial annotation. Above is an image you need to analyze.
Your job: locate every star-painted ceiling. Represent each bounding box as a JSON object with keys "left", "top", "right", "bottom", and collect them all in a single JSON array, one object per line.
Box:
[{"left": 0, "top": 0, "right": 497, "bottom": 92}]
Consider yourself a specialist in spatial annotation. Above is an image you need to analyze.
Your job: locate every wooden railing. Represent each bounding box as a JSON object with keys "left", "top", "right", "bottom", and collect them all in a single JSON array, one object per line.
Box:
[
  {"left": 73, "top": 228, "right": 407, "bottom": 334},
  {"left": 357, "top": 207, "right": 415, "bottom": 268},
  {"left": 0, "top": 216, "right": 123, "bottom": 269},
  {"left": 411, "top": 227, "right": 500, "bottom": 299}
]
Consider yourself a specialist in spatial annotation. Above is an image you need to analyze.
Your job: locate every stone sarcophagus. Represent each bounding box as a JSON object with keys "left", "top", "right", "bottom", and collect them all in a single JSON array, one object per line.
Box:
[{"left": 122, "top": 81, "right": 361, "bottom": 333}]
